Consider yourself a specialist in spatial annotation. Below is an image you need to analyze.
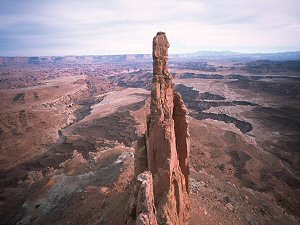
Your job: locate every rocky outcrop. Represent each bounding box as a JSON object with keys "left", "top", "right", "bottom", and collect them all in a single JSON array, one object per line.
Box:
[
  {"left": 126, "top": 172, "right": 158, "bottom": 225},
  {"left": 127, "top": 32, "right": 190, "bottom": 225},
  {"left": 173, "top": 92, "right": 190, "bottom": 192}
]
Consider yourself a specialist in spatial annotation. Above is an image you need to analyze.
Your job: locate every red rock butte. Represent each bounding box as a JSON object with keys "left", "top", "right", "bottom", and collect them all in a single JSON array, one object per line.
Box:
[{"left": 126, "top": 32, "right": 190, "bottom": 225}]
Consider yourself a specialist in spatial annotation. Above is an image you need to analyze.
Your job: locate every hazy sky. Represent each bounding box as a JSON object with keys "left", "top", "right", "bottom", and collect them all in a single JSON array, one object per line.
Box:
[{"left": 1, "top": 0, "right": 300, "bottom": 56}]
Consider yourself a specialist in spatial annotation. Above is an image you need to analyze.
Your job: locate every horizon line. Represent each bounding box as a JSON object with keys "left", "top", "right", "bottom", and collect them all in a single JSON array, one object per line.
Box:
[{"left": 1, "top": 50, "right": 300, "bottom": 58}]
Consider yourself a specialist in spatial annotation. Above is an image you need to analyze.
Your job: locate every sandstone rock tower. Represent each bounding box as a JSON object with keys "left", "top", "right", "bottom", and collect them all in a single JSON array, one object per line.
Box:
[{"left": 126, "top": 32, "right": 190, "bottom": 225}]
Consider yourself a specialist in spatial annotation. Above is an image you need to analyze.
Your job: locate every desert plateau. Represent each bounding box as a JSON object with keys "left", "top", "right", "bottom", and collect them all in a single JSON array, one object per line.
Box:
[
  {"left": 1, "top": 37, "right": 300, "bottom": 224},
  {"left": 1, "top": 0, "right": 300, "bottom": 224}
]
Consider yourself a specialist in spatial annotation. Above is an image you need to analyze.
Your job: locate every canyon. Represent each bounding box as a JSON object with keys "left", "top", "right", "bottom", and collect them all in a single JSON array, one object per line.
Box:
[{"left": 0, "top": 36, "right": 299, "bottom": 224}]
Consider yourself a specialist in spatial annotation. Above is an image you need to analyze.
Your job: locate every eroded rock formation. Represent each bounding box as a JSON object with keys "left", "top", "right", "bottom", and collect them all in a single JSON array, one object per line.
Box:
[
  {"left": 126, "top": 172, "right": 158, "bottom": 225},
  {"left": 173, "top": 92, "right": 190, "bottom": 193},
  {"left": 127, "top": 32, "right": 190, "bottom": 225}
]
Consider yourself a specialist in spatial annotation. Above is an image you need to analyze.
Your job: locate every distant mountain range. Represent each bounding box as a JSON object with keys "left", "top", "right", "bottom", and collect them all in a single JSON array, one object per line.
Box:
[
  {"left": 1, "top": 51, "right": 300, "bottom": 65},
  {"left": 176, "top": 51, "right": 300, "bottom": 61}
]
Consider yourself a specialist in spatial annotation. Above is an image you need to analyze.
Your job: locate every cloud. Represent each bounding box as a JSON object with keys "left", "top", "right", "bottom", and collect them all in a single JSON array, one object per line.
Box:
[{"left": 0, "top": 0, "right": 300, "bottom": 56}]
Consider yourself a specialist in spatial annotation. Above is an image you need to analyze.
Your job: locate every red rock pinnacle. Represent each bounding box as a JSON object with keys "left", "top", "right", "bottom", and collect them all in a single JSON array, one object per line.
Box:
[{"left": 126, "top": 32, "right": 190, "bottom": 225}]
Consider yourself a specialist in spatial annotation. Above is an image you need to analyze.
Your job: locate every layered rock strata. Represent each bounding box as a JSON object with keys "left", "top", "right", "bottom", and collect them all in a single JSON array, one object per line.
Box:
[{"left": 127, "top": 32, "right": 190, "bottom": 225}]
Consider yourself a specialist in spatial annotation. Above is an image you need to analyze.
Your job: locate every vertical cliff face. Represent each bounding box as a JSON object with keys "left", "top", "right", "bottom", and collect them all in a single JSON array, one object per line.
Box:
[
  {"left": 126, "top": 32, "right": 190, "bottom": 225},
  {"left": 173, "top": 92, "right": 190, "bottom": 193}
]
